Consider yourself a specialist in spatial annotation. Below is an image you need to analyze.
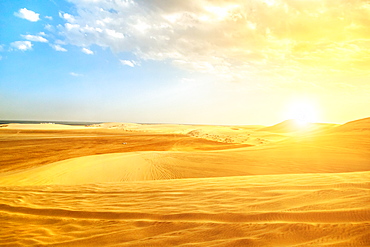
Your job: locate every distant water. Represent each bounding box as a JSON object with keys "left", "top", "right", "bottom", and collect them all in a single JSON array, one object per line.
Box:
[{"left": 0, "top": 120, "right": 103, "bottom": 126}]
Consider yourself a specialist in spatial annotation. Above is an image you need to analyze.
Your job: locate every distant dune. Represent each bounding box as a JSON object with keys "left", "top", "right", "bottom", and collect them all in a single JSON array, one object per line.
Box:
[
  {"left": 0, "top": 118, "right": 369, "bottom": 246},
  {"left": 258, "top": 119, "right": 338, "bottom": 133},
  {"left": 329, "top": 117, "right": 370, "bottom": 132},
  {"left": 2, "top": 123, "right": 91, "bottom": 130}
]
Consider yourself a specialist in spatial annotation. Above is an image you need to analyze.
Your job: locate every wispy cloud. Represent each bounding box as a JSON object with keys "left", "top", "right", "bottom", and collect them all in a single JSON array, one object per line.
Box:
[
  {"left": 14, "top": 8, "right": 40, "bottom": 22},
  {"left": 120, "top": 60, "right": 137, "bottom": 67},
  {"left": 44, "top": 24, "right": 54, "bottom": 32},
  {"left": 11, "top": 41, "right": 32, "bottom": 51},
  {"left": 69, "top": 72, "right": 83, "bottom": 77},
  {"left": 21, "top": 34, "right": 48, "bottom": 43},
  {"left": 51, "top": 44, "right": 67, "bottom": 52},
  {"left": 81, "top": 47, "right": 93, "bottom": 55}
]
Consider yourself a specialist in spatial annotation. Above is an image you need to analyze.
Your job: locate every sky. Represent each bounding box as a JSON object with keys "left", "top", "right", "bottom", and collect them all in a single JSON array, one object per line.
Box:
[{"left": 0, "top": 0, "right": 369, "bottom": 125}]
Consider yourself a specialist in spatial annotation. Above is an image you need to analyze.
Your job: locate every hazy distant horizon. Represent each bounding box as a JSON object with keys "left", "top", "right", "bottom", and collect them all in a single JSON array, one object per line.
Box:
[{"left": 2, "top": 116, "right": 368, "bottom": 127}]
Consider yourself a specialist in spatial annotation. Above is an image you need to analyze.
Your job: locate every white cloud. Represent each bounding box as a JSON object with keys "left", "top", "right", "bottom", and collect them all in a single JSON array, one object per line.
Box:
[
  {"left": 106, "top": 29, "right": 124, "bottom": 39},
  {"left": 51, "top": 44, "right": 67, "bottom": 52},
  {"left": 11, "top": 41, "right": 33, "bottom": 51},
  {"left": 14, "top": 8, "right": 40, "bottom": 22},
  {"left": 70, "top": 72, "right": 83, "bottom": 77},
  {"left": 59, "top": 12, "right": 76, "bottom": 23},
  {"left": 54, "top": 0, "right": 273, "bottom": 76},
  {"left": 45, "top": 16, "right": 53, "bottom": 20},
  {"left": 81, "top": 47, "right": 94, "bottom": 55},
  {"left": 56, "top": 0, "right": 370, "bottom": 83},
  {"left": 120, "top": 60, "right": 137, "bottom": 67},
  {"left": 21, "top": 34, "right": 48, "bottom": 43}
]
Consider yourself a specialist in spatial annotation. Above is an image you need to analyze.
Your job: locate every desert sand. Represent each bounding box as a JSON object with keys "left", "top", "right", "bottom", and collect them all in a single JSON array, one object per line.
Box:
[{"left": 0, "top": 118, "right": 369, "bottom": 246}]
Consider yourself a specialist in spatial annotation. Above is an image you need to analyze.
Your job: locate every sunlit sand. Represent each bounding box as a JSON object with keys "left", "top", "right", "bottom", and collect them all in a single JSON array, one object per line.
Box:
[{"left": 1, "top": 118, "right": 369, "bottom": 246}]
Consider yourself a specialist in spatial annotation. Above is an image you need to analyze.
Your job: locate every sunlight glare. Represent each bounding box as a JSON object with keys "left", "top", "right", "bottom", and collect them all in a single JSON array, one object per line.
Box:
[{"left": 285, "top": 99, "right": 319, "bottom": 126}]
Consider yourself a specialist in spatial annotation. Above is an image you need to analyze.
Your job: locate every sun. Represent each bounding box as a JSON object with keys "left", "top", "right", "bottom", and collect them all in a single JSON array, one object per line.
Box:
[{"left": 285, "top": 99, "right": 319, "bottom": 126}]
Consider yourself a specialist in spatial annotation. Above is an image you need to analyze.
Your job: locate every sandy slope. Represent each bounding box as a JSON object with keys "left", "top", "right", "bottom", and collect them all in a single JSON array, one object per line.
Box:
[
  {"left": 0, "top": 143, "right": 368, "bottom": 186},
  {"left": 0, "top": 118, "right": 369, "bottom": 246},
  {"left": 0, "top": 128, "right": 368, "bottom": 185}
]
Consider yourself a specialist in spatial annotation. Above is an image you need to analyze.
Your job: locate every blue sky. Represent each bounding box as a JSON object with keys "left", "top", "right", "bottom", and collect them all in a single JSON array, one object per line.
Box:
[{"left": 1, "top": 0, "right": 369, "bottom": 125}]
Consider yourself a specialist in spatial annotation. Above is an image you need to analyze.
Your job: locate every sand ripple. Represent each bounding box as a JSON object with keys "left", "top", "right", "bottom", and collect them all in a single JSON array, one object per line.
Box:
[{"left": 1, "top": 172, "right": 369, "bottom": 246}]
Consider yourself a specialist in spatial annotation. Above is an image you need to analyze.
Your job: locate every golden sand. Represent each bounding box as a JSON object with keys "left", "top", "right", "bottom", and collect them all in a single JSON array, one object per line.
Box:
[{"left": 0, "top": 118, "right": 369, "bottom": 246}]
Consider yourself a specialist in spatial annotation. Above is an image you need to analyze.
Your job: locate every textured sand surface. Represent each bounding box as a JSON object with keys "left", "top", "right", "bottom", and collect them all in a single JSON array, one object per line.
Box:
[
  {"left": 1, "top": 172, "right": 369, "bottom": 246},
  {"left": 0, "top": 118, "right": 369, "bottom": 246}
]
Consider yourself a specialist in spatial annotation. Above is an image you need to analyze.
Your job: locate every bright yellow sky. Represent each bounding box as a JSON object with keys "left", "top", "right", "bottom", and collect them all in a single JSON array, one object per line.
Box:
[{"left": 155, "top": 0, "right": 370, "bottom": 124}]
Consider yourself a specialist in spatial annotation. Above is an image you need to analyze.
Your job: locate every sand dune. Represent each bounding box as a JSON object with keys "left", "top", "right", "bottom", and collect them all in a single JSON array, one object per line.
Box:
[
  {"left": 329, "top": 117, "right": 370, "bottom": 132},
  {"left": 3, "top": 123, "right": 91, "bottom": 130},
  {"left": 258, "top": 119, "right": 338, "bottom": 133},
  {"left": 0, "top": 142, "right": 368, "bottom": 186},
  {"left": 0, "top": 118, "right": 369, "bottom": 246}
]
